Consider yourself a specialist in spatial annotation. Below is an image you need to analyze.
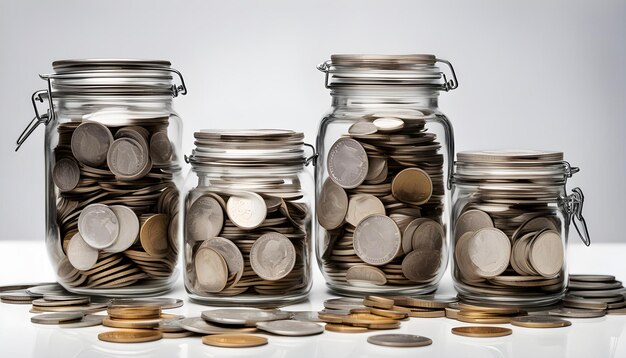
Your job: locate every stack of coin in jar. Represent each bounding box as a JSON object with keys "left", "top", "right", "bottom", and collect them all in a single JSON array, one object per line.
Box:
[
  {"left": 317, "top": 109, "right": 445, "bottom": 290},
  {"left": 452, "top": 151, "right": 566, "bottom": 299},
  {"left": 185, "top": 130, "right": 310, "bottom": 298},
  {"left": 52, "top": 116, "right": 180, "bottom": 290}
]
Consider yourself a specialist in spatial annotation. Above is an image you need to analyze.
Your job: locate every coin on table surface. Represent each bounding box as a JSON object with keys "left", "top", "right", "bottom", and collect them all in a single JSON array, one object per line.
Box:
[
  {"left": 511, "top": 315, "right": 571, "bottom": 328},
  {"left": 402, "top": 249, "right": 441, "bottom": 282},
  {"left": 71, "top": 121, "right": 114, "bottom": 167},
  {"left": 194, "top": 247, "right": 228, "bottom": 292},
  {"left": 568, "top": 280, "right": 623, "bottom": 290},
  {"left": 52, "top": 158, "right": 80, "bottom": 192},
  {"left": 451, "top": 326, "right": 512, "bottom": 338},
  {"left": 201, "top": 308, "right": 291, "bottom": 326},
  {"left": 202, "top": 334, "right": 268, "bottom": 348},
  {"left": 324, "top": 297, "right": 368, "bottom": 311},
  {"left": 98, "top": 329, "right": 163, "bottom": 343},
  {"left": 391, "top": 168, "right": 432, "bottom": 205},
  {"left": 353, "top": 215, "right": 402, "bottom": 266},
  {"left": 187, "top": 195, "right": 224, "bottom": 241},
  {"left": 200, "top": 237, "right": 244, "bottom": 286},
  {"left": 393, "top": 295, "right": 458, "bottom": 309},
  {"left": 250, "top": 232, "right": 296, "bottom": 281},
  {"left": 67, "top": 233, "right": 99, "bottom": 271},
  {"left": 327, "top": 138, "right": 369, "bottom": 189},
  {"left": 317, "top": 178, "right": 349, "bottom": 230},
  {"left": 107, "top": 137, "right": 151, "bottom": 180},
  {"left": 348, "top": 121, "right": 378, "bottom": 136},
  {"left": 108, "top": 305, "right": 161, "bottom": 319},
  {"left": 455, "top": 209, "right": 494, "bottom": 240},
  {"left": 529, "top": 230, "right": 563, "bottom": 278},
  {"left": 31, "top": 312, "right": 84, "bottom": 325},
  {"left": 367, "top": 334, "right": 432, "bottom": 347},
  {"left": 226, "top": 191, "right": 267, "bottom": 229},
  {"left": 372, "top": 117, "right": 405, "bottom": 132},
  {"left": 140, "top": 213, "right": 170, "bottom": 257},
  {"left": 149, "top": 131, "right": 173, "bottom": 165},
  {"left": 345, "top": 194, "right": 385, "bottom": 226},
  {"left": 325, "top": 323, "right": 368, "bottom": 333},
  {"left": 78, "top": 203, "right": 120, "bottom": 249},
  {"left": 289, "top": 311, "right": 323, "bottom": 323},
  {"left": 178, "top": 317, "right": 258, "bottom": 335},
  {"left": 569, "top": 274, "right": 616, "bottom": 283},
  {"left": 110, "top": 297, "right": 184, "bottom": 309},
  {"left": 346, "top": 265, "right": 387, "bottom": 286},
  {"left": 466, "top": 228, "right": 510, "bottom": 278},
  {"left": 104, "top": 205, "right": 140, "bottom": 253},
  {"left": 59, "top": 314, "right": 106, "bottom": 328},
  {"left": 548, "top": 308, "right": 606, "bottom": 318},
  {"left": 256, "top": 320, "right": 324, "bottom": 336},
  {"left": 562, "top": 296, "right": 608, "bottom": 310},
  {"left": 32, "top": 297, "right": 90, "bottom": 307}
]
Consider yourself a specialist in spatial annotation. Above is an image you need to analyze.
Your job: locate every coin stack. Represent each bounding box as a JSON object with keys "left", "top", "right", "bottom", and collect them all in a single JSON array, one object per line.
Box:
[
  {"left": 452, "top": 151, "right": 568, "bottom": 301},
  {"left": 185, "top": 130, "right": 311, "bottom": 299},
  {"left": 318, "top": 110, "right": 446, "bottom": 291},
  {"left": 551, "top": 274, "right": 626, "bottom": 318},
  {"left": 52, "top": 119, "right": 180, "bottom": 291}
]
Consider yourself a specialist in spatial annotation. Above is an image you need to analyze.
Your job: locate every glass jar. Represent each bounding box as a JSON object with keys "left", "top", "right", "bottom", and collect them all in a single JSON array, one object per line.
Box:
[
  {"left": 183, "top": 130, "right": 315, "bottom": 306},
  {"left": 451, "top": 150, "right": 591, "bottom": 306},
  {"left": 315, "top": 54, "right": 458, "bottom": 296},
  {"left": 17, "top": 59, "right": 188, "bottom": 296}
]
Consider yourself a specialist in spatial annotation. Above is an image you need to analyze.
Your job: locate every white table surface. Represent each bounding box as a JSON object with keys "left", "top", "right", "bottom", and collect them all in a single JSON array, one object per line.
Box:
[{"left": 0, "top": 240, "right": 624, "bottom": 358}]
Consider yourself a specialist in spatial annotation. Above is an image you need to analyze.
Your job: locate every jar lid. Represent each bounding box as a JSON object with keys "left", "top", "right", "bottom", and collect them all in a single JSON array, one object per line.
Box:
[
  {"left": 318, "top": 54, "right": 458, "bottom": 91},
  {"left": 52, "top": 59, "right": 172, "bottom": 72},
  {"left": 457, "top": 150, "right": 564, "bottom": 163}
]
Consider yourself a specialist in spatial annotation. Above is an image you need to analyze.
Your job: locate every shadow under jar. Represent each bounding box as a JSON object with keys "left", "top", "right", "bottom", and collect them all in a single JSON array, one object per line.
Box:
[
  {"left": 184, "top": 130, "right": 314, "bottom": 306},
  {"left": 17, "top": 59, "right": 187, "bottom": 296},
  {"left": 451, "top": 150, "right": 591, "bottom": 307},
  {"left": 315, "top": 54, "right": 458, "bottom": 296}
]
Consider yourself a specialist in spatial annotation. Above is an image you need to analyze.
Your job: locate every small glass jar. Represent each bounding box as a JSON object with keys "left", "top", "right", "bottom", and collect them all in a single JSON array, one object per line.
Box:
[
  {"left": 17, "top": 59, "right": 187, "bottom": 296},
  {"left": 315, "top": 54, "right": 458, "bottom": 296},
  {"left": 451, "top": 150, "right": 591, "bottom": 306},
  {"left": 183, "top": 130, "right": 315, "bottom": 306}
]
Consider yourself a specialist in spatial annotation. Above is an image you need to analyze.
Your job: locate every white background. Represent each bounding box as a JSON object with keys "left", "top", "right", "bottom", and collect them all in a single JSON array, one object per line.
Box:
[{"left": 1, "top": 0, "right": 624, "bottom": 244}]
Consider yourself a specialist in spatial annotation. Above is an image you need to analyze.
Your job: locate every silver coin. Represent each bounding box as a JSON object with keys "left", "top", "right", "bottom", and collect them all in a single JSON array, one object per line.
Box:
[
  {"left": 256, "top": 320, "right": 324, "bottom": 336},
  {"left": 67, "top": 233, "right": 99, "bottom": 271},
  {"left": 467, "top": 228, "right": 510, "bottom": 278},
  {"left": 31, "top": 312, "right": 84, "bottom": 325},
  {"left": 107, "top": 137, "right": 151, "bottom": 180},
  {"left": 569, "top": 274, "right": 616, "bottom": 283},
  {"left": 345, "top": 194, "right": 385, "bottom": 226},
  {"left": 104, "top": 205, "right": 139, "bottom": 253},
  {"left": 402, "top": 249, "right": 442, "bottom": 282},
  {"left": 226, "top": 191, "right": 267, "bottom": 229},
  {"left": 411, "top": 219, "right": 444, "bottom": 252},
  {"left": 149, "top": 131, "right": 173, "bottom": 165},
  {"left": 353, "top": 215, "right": 401, "bottom": 266},
  {"left": 187, "top": 195, "right": 224, "bottom": 241},
  {"left": 569, "top": 281, "right": 623, "bottom": 290},
  {"left": 178, "top": 317, "right": 258, "bottom": 334},
  {"left": 548, "top": 308, "right": 606, "bottom": 318},
  {"left": 200, "top": 237, "right": 244, "bottom": 286},
  {"left": 455, "top": 209, "right": 493, "bottom": 240},
  {"left": 373, "top": 117, "right": 405, "bottom": 132},
  {"left": 327, "top": 138, "right": 369, "bottom": 189},
  {"left": 348, "top": 121, "right": 378, "bottom": 136},
  {"left": 32, "top": 297, "right": 90, "bottom": 307},
  {"left": 42, "top": 294, "right": 89, "bottom": 302},
  {"left": 159, "top": 318, "right": 185, "bottom": 332},
  {"left": 317, "top": 178, "right": 348, "bottom": 230},
  {"left": 367, "top": 334, "right": 433, "bottom": 347},
  {"left": 201, "top": 308, "right": 291, "bottom": 326},
  {"left": 59, "top": 314, "right": 105, "bottom": 328},
  {"left": 289, "top": 311, "right": 323, "bottom": 322},
  {"left": 346, "top": 265, "right": 387, "bottom": 286},
  {"left": 71, "top": 121, "right": 113, "bottom": 167},
  {"left": 529, "top": 230, "right": 563, "bottom": 277},
  {"left": 194, "top": 247, "right": 228, "bottom": 292},
  {"left": 26, "top": 284, "right": 65, "bottom": 296},
  {"left": 52, "top": 158, "right": 80, "bottom": 192},
  {"left": 250, "top": 232, "right": 296, "bottom": 281},
  {"left": 324, "top": 297, "right": 367, "bottom": 311},
  {"left": 77, "top": 203, "right": 120, "bottom": 249},
  {"left": 109, "top": 297, "right": 184, "bottom": 309}
]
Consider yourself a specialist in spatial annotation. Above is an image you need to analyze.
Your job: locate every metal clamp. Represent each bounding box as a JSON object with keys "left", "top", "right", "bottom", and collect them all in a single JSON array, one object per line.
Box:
[
  {"left": 317, "top": 61, "right": 332, "bottom": 89},
  {"left": 165, "top": 68, "right": 188, "bottom": 97},
  {"left": 304, "top": 143, "right": 318, "bottom": 166},
  {"left": 567, "top": 187, "right": 591, "bottom": 246},
  {"left": 15, "top": 89, "right": 53, "bottom": 151},
  {"left": 435, "top": 58, "right": 459, "bottom": 91}
]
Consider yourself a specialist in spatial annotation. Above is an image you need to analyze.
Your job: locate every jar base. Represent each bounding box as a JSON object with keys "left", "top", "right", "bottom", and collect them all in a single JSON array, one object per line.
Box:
[
  {"left": 324, "top": 282, "right": 439, "bottom": 297},
  {"left": 186, "top": 290, "right": 310, "bottom": 308},
  {"left": 58, "top": 270, "right": 179, "bottom": 298},
  {"left": 455, "top": 284, "right": 565, "bottom": 308}
]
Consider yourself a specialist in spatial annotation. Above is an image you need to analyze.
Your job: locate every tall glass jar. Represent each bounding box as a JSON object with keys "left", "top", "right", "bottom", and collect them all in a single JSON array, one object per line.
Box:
[
  {"left": 315, "top": 54, "right": 458, "bottom": 296},
  {"left": 451, "top": 150, "right": 591, "bottom": 306},
  {"left": 17, "top": 59, "right": 187, "bottom": 296},
  {"left": 183, "top": 130, "right": 315, "bottom": 306}
]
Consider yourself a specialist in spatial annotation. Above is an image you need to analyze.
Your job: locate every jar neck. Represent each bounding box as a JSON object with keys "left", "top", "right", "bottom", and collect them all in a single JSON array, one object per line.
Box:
[
  {"left": 330, "top": 86, "right": 440, "bottom": 110},
  {"left": 54, "top": 95, "right": 174, "bottom": 114}
]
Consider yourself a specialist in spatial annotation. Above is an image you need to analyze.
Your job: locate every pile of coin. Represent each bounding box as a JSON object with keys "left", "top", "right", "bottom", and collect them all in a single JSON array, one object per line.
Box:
[
  {"left": 52, "top": 119, "right": 180, "bottom": 291},
  {"left": 550, "top": 274, "right": 626, "bottom": 318},
  {"left": 318, "top": 109, "right": 446, "bottom": 292},
  {"left": 452, "top": 151, "right": 569, "bottom": 301},
  {"left": 185, "top": 130, "right": 311, "bottom": 299}
]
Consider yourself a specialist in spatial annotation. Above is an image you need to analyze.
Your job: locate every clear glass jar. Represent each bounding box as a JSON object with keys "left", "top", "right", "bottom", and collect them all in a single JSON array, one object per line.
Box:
[
  {"left": 183, "top": 130, "right": 315, "bottom": 306},
  {"left": 17, "top": 59, "right": 188, "bottom": 296},
  {"left": 315, "top": 54, "right": 458, "bottom": 296},
  {"left": 451, "top": 150, "right": 591, "bottom": 306}
]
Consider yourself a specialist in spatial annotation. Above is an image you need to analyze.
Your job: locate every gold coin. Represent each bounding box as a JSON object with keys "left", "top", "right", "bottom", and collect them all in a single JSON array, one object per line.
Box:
[
  {"left": 108, "top": 305, "right": 161, "bottom": 320},
  {"left": 445, "top": 307, "right": 460, "bottom": 319},
  {"left": 201, "top": 334, "right": 268, "bottom": 348},
  {"left": 363, "top": 296, "right": 394, "bottom": 309},
  {"left": 341, "top": 313, "right": 398, "bottom": 325},
  {"left": 457, "top": 303, "right": 520, "bottom": 315},
  {"left": 391, "top": 168, "right": 432, "bottom": 205},
  {"left": 325, "top": 323, "right": 368, "bottom": 333},
  {"left": 408, "top": 309, "right": 446, "bottom": 318},
  {"left": 317, "top": 312, "right": 345, "bottom": 324},
  {"left": 368, "top": 308, "right": 408, "bottom": 320},
  {"left": 456, "top": 315, "right": 513, "bottom": 324},
  {"left": 451, "top": 326, "right": 512, "bottom": 338},
  {"left": 139, "top": 214, "right": 170, "bottom": 257},
  {"left": 511, "top": 315, "right": 572, "bottom": 328},
  {"left": 363, "top": 321, "right": 401, "bottom": 330},
  {"left": 102, "top": 317, "right": 161, "bottom": 329},
  {"left": 98, "top": 329, "right": 163, "bottom": 343},
  {"left": 350, "top": 308, "right": 372, "bottom": 314}
]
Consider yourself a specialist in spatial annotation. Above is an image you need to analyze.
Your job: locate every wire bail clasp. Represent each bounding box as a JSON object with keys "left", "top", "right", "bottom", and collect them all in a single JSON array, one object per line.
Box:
[{"left": 16, "top": 89, "right": 53, "bottom": 151}]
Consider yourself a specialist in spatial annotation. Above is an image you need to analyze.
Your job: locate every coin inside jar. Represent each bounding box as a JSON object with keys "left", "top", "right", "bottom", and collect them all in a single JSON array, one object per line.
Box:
[
  {"left": 52, "top": 158, "right": 80, "bottom": 192},
  {"left": 149, "top": 131, "right": 173, "bottom": 165},
  {"left": 466, "top": 228, "right": 511, "bottom": 278},
  {"left": 391, "top": 168, "right": 432, "bottom": 205},
  {"left": 104, "top": 205, "right": 140, "bottom": 253},
  {"left": 345, "top": 265, "right": 387, "bottom": 286},
  {"left": 455, "top": 209, "right": 494, "bottom": 240},
  {"left": 353, "top": 215, "right": 401, "bottom": 266},
  {"left": 226, "top": 191, "right": 267, "bottom": 229},
  {"left": 78, "top": 203, "right": 120, "bottom": 249},
  {"left": 345, "top": 194, "right": 385, "bottom": 226},
  {"left": 71, "top": 121, "right": 114, "bottom": 167},
  {"left": 327, "top": 138, "right": 369, "bottom": 189},
  {"left": 67, "top": 233, "right": 99, "bottom": 271},
  {"left": 194, "top": 247, "right": 228, "bottom": 292},
  {"left": 187, "top": 195, "right": 224, "bottom": 241},
  {"left": 139, "top": 214, "right": 170, "bottom": 257},
  {"left": 317, "top": 178, "right": 348, "bottom": 231},
  {"left": 199, "top": 237, "right": 244, "bottom": 288},
  {"left": 107, "top": 137, "right": 151, "bottom": 180},
  {"left": 250, "top": 232, "right": 296, "bottom": 281}
]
